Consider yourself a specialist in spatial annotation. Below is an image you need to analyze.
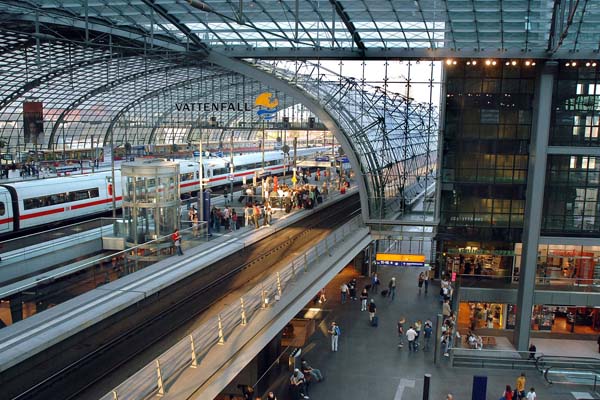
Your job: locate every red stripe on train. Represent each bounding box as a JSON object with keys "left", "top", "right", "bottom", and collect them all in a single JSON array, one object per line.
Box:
[{"left": 20, "top": 196, "right": 124, "bottom": 220}]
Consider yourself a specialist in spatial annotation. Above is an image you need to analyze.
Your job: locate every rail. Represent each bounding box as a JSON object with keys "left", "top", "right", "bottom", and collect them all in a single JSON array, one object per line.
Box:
[
  {"left": 450, "top": 348, "right": 538, "bottom": 370},
  {"left": 544, "top": 367, "right": 600, "bottom": 392},
  {"left": 536, "top": 355, "right": 600, "bottom": 374},
  {"left": 99, "top": 214, "right": 365, "bottom": 400}
]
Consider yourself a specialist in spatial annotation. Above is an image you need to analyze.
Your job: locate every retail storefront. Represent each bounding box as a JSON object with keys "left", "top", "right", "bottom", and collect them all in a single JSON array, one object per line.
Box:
[{"left": 458, "top": 301, "right": 600, "bottom": 335}]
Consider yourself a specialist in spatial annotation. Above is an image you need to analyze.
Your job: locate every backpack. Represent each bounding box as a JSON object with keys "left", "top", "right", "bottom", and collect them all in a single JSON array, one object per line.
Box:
[{"left": 335, "top": 326, "right": 341, "bottom": 336}]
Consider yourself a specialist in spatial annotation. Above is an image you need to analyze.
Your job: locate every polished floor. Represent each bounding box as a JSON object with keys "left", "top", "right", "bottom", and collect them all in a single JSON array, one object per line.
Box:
[{"left": 261, "top": 265, "right": 600, "bottom": 400}]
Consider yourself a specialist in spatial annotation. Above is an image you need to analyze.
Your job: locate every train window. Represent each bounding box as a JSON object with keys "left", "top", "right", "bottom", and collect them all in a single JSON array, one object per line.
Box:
[
  {"left": 181, "top": 172, "right": 194, "bottom": 182},
  {"left": 213, "top": 168, "right": 227, "bottom": 176},
  {"left": 0, "top": 202, "right": 5, "bottom": 215},
  {"left": 23, "top": 187, "right": 100, "bottom": 210}
]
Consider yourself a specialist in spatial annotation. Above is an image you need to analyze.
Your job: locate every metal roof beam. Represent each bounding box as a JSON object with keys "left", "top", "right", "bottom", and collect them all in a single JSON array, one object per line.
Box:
[
  {"left": 140, "top": 0, "right": 209, "bottom": 54},
  {"left": 48, "top": 65, "right": 178, "bottom": 147},
  {"left": 329, "top": 0, "right": 365, "bottom": 53}
]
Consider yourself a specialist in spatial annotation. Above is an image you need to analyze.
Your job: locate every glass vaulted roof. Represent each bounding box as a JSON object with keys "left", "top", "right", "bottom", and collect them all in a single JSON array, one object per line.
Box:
[{"left": 1, "top": 0, "right": 600, "bottom": 59}]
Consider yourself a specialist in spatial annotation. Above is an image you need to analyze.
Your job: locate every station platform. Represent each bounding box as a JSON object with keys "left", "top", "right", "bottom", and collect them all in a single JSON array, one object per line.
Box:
[{"left": 256, "top": 266, "right": 598, "bottom": 400}]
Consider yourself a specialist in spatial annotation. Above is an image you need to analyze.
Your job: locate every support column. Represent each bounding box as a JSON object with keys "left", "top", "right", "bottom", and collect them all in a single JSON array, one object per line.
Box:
[{"left": 514, "top": 62, "right": 556, "bottom": 351}]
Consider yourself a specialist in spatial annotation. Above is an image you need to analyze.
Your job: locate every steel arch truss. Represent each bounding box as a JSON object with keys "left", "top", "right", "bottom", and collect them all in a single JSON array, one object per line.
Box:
[{"left": 250, "top": 59, "right": 438, "bottom": 220}]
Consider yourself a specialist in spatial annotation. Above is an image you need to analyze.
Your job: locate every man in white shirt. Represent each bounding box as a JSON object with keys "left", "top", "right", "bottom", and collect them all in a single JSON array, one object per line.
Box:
[
  {"left": 525, "top": 387, "right": 536, "bottom": 400},
  {"left": 340, "top": 283, "right": 348, "bottom": 304},
  {"left": 406, "top": 326, "right": 418, "bottom": 352}
]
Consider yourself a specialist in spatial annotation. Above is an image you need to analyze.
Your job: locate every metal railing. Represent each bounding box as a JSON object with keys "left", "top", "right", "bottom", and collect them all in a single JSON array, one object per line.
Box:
[
  {"left": 99, "top": 214, "right": 365, "bottom": 400},
  {"left": 450, "top": 348, "right": 539, "bottom": 370}
]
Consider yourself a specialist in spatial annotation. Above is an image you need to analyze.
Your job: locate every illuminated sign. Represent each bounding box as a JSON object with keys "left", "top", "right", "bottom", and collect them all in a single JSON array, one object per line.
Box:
[{"left": 375, "top": 253, "right": 425, "bottom": 267}]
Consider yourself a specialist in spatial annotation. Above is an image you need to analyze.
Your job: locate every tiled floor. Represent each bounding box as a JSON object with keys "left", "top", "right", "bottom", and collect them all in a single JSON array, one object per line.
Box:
[{"left": 265, "top": 265, "right": 600, "bottom": 400}]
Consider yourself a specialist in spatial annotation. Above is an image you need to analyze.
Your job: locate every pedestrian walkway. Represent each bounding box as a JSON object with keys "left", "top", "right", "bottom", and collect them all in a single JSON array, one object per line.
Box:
[{"left": 266, "top": 266, "right": 598, "bottom": 400}]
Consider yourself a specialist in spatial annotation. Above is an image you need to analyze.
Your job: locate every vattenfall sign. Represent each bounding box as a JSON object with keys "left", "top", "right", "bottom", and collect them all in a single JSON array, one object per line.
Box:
[{"left": 175, "top": 92, "right": 279, "bottom": 120}]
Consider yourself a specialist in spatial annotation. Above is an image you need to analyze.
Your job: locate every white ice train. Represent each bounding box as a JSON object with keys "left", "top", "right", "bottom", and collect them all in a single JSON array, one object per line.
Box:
[{"left": 0, "top": 147, "right": 329, "bottom": 236}]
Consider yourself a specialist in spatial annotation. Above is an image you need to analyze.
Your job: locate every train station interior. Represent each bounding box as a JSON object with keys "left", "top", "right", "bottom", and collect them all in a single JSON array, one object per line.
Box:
[{"left": 1, "top": 1, "right": 600, "bottom": 399}]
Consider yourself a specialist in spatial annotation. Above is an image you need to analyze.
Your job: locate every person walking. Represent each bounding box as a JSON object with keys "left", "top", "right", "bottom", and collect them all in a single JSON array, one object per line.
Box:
[
  {"left": 290, "top": 369, "right": 310, "bottom": 400},
  {"left": 424, "top": 268, "right": 430, "bottom": 293},
  {"left": 371, "top": 272, "right": 380, "bottom": 293},
  {"left": 502, "top": 385, "right": 514, "bottom": 400},
  {"left": 368, "top": 299, "right": 377, "bottom": 323},
  {"left": 340, "top": 282, "right": 349, "bottom": 304},
  {"left": 172, "top": 229, "right": 183, "bottom": 256},
  {"left": 349, "top": 278, "right": 358, "bottom": 300},
  {"left": 418, "top": 272, "right": 425, "bottom": 293},
  {"left": 388, "top": 277, "right": 397, "bottom": 300},
  {"left": 406, "top": 326, "right": 418, "bottom": 352},
  {"left": 515, "top": 373, "right": 526, "bottom": 399},
  {"left": 397, "top": 317, "right": 405, "bottom": 348},
  {"left": 360, "top": 287, "right": 368, "bottom": 311},
  {"left": 328, "top": 322, "right": 340, "bottom": 351},
  {"left": 525, "top": 387, "right": 536, "bottom": 400}
]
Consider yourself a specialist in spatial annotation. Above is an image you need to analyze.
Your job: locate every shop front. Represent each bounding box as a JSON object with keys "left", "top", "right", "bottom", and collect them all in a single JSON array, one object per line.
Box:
[{"left": 457, "top": 301, "right": 600, "bottom": 335}]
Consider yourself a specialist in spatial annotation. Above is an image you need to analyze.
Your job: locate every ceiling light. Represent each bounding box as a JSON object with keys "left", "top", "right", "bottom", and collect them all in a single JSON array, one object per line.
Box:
[
  {"left": 492, "top": 60, "right": 497, "bottom": 66},
  {"left": 446, "top": 59, "right": 453, "bottom": 65},
  {"left": 565, "top": 62, "right": 571, "bottom": 67},
  {"left": 505, "top": 61, "right": 510, "bottom": 66},
  {"left": 466, "top": 61, "right": 471, "bottom": 65},
  {"left": 511, "top": 60, "right": 517, "bottom": 66},
  {"left": 525, "top": 60, "right": 531, "bottom": 66},
  {"left": 187, "top": 0, "right": 212, "bottom": 12},
  {"left": 571, "top": 61, "right": 577, "bottom": 67},
  {"left": 593, "top": 62, "right": 597, "bottom": 67},
  {"left": 485, "top": 60, "right": 491, "bottom": 66},
  {"left": 586, "top": 62, "right": 591, "bottom": 67},
  {"left": 472, "top": 60, "right": 477, "bottom": 65},
  {"left": 452, "top": 60, "right": 457, "bottom": 65},
  {"left": 532, "top": 62, "right": 536, "bottom": 66}
]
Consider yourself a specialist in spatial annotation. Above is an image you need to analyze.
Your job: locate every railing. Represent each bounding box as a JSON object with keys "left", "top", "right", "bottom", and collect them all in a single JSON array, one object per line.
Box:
[
  {"left": 456, "top": 274, "right": 600, "bottom": 292},
  {"left": 536, "top": 355, "right": 600, "bottom": 375},
  {"left": 99, "top": 214, "right": 365, "bottom": 400},
  {"left": 450, "top": 348, "right": 538, "bottom": 370},
  {"left": 544, "top": 368, "right": 600, "bottom": 392}
]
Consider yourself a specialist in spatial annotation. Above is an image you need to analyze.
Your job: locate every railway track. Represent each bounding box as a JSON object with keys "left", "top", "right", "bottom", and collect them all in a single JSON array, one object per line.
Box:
[{"left": 5, "top": 193, "right": 361, "bottom": 400}]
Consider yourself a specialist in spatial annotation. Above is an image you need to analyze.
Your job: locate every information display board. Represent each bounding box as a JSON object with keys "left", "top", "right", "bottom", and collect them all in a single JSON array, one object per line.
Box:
[{"left": 375, "top": 253, "right": 425, "bottom": 267}]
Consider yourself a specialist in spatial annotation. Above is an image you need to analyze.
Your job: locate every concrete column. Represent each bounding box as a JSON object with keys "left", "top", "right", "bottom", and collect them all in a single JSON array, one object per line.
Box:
[{"left": 514, "top": 62, "right": 556, "bottom": 351}]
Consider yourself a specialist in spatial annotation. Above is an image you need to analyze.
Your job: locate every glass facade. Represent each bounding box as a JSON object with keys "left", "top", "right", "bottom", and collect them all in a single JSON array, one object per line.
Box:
[
  {"left": 543, "top": 155, "right": 600, "bottom": 235},
  {"left": 440, "top": 63, "right": 535, "bottom": 245},
  {"left": 550, "top": 65, "right": 600, "bottom": 146}
]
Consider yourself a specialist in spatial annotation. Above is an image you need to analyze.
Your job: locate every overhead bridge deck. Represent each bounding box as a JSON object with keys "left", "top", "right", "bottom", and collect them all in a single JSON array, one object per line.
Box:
[{"left": 0, "top": 188, "right": 360, "bottom": 400}]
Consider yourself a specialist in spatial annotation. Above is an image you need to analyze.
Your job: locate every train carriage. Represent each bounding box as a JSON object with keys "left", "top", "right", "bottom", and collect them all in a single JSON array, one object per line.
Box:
[{"left": 0, "top": 147, "right": 330, "bottom": 236}]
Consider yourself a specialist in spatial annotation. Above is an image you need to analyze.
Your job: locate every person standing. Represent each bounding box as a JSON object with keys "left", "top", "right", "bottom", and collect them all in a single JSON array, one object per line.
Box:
[
  {"left": 515, "top": 373, "right": 526, "bottom": 399},
  {"left": 406, "top": 326, "right": 418, "bottom": 352},
  {"left": 340, "top": 282, "right": 349, "bottom": 304},
  {"left": 528, "top": 343, "right": 537, "bottom": 360},
  {"left": 388, "top": 277, "right": 397, "bottom": 300},
  {"left": 424, "top": 267, "right": 430, "bottom": 293},
  {"left": 172, "top": 229, "right": 183, "bottom": 256},
  {"left": 328, "top": 322, "right": 340, "bottom": 352},
  {"left": 423, "top": 320, "right": 433, "bottom": 351},
  {"left": 252, "top": 203, "right": 261, "bottom": 229},
  {"left": 360, "top": 287, "right": 368, "bottom": 311},
  {"left": 266, "top": 392, "right": 277, "bottom": 400},
  {"left": 368, "top": 299, "right": 377, "bottom": 323},
  {"left": 442, "top": 299, "right": 452, "bottom": 320}
]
